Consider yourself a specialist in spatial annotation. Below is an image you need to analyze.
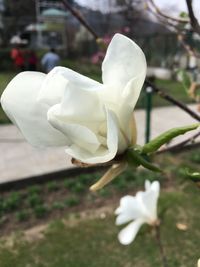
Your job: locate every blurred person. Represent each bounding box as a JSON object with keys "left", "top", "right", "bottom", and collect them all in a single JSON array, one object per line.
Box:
[
  {"left": 11, "top": 46, "right": 25, "bottom": 71},
  {"left": 11, "top": 47, "right": 18, "bottom": 61},
  {"left": 28, "top": 50, "right": 38, "bottom": 71},
  {"left": 41, "top": 48, "right": 60, "bottom": 73}
]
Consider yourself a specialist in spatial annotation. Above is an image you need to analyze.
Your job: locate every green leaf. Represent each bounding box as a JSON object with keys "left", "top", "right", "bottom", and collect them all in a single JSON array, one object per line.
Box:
[
  {"left": 179, "top": 11, "right": 189, "bottom": 18},
  {"left": 177, "top": 69, "right": 192, "bottom": 91},
  {"left": 126, "top": 149, "right": 162, "bottom": 172},
  {"left": 142, "top": 124, "right": 200, "bottom": 154}
]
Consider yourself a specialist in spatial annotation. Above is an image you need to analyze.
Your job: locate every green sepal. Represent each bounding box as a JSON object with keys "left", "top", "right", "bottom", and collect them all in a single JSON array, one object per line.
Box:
[
  {"left": 126, "top": 149, "right": 162, "bottom": 173},
  {"left": 142, "top": 124, "right": 200, "bottom": 154}
]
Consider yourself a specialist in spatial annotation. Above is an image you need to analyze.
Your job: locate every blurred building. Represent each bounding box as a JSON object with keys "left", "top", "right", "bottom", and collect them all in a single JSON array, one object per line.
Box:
[{"left": 24, "top": 0, "right": 70, "bottom": 53}]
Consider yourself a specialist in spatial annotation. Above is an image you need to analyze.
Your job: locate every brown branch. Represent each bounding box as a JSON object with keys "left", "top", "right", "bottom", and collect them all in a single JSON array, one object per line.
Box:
[
  {"left": 146, "top": 5, "right": 181, "bottom": 30},
  {"left": 145, "top": 79, "right": 200, "bottom": 122},
  {"left": 61, "top": 0, "right": 99, "bottom": 40},
  {"left": 147, "top": 1, "right": 200, "bottom": 57},
  {"left": 177, "top": 33, "right": 200, "bottom": 58},
  {"left": 185, "top": 0, "right": 200, "bottom": 35},
  {"left": 148, "top": 0, "right": 189, "bottom": 23},
  {"left": 146, "top": 2, "right": 190, "bottom": 34},
  {"left": 154, "top": 225, "right": 168, "bottom": 267}
]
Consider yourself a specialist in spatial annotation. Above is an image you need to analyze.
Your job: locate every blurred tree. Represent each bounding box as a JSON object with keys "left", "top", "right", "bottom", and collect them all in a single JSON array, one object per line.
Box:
[
  {"left": 115, "top": 0, "right": 145, "bottom": 37},
  {"left": 3, "top": 0, "right": 36, "bottom": 42},
  {"left": 4, "top": 0, "right": 36, "bottom": 17}
]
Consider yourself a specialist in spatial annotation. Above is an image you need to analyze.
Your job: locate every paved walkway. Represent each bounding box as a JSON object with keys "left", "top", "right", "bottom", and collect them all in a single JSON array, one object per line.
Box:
[{"left": 0, "top": 104, "right": 199, "bottom": 184}]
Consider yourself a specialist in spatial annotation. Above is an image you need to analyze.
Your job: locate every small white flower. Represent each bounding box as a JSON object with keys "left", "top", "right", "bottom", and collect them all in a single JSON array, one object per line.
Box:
[
  {"left": 115, "top": 180, "right": 160, "bottom": 245},
  {"left": 1, "top": 34, "right": 146, "bottom": 164},
  {"left": 198, "top": 259, "right": 200, "bottom": 267}
]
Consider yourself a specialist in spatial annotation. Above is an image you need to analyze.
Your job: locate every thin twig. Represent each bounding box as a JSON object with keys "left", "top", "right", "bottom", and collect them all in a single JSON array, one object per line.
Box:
[
  {"left": 145, "top": 80, "right": 200, "bottom": 122},
  {"left": 147, "top": 0, "right": 200, "bottom": 58},
  {"left": 177, "top": 33, "right": 200, "bottom": 58},
  {"left": 61, "top": 0, "right": 99, "bottom": 40},
  {"left": 146, "top": 5, "right": 181, "bottom": 30},
  {"left": 148, "top": 0, "right": 189, "bottom": 23},
  {"left": 154, "top": 225, "right": 168, "bottom": 267},
  {"left": 185, "top": 0, "right": 200, "bottom": 35}
]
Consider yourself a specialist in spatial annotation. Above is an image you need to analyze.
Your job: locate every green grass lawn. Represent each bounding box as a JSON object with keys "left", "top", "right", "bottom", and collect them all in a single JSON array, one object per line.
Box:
[
  {"left": 0, "top": 72, "right": 17, "bottom": 123},
  {"left": 0, "top": 61, "right": 193, "bottom": 124},
  {"left": 0, "top": 181, "right": 199, "bottom": 267},
  {"left": 0, "top": 149, "right": 199, "bottom": 267}
]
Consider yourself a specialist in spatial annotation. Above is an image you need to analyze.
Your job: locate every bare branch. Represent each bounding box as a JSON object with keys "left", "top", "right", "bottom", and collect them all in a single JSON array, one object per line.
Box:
[
  {"left": 185, "top": 0, "right": 200, "bottom": 35},
  {"left": 146, "top": 5, "right": 179, "bottom": 29},
  {"left": 154, "top": 225, "right": 168, "bottom": 267},
  {"left": 61, "top": 0, "right": 99, "bottom": 40},
  {"left": 146, "top": 0, "right": 200, "bottom": 57},
  {"left": 177, "top": 33, "right": 200, "bottom": 58},
  {"left": 148, "top": 0, "right": 189, "bottom": 23},
  {"left": 145, "top": 79, "right": 200, "bottom": 122}
]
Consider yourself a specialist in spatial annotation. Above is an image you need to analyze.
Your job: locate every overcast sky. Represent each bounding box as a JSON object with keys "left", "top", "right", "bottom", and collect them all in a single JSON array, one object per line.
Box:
[
  {"left": 154, "top": 0, "right": 199, "bottom": 17},
  {"left": 74, "top": 0, "right": 200, "bottom": 20}
]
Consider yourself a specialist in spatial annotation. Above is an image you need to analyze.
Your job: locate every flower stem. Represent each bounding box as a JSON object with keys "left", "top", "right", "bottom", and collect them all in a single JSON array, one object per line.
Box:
[{"left": 154, "top": 225, "right": 168, "bottom": 267}]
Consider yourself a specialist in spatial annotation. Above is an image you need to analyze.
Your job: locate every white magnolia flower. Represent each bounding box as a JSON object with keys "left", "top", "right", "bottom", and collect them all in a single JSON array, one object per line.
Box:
[
  {"left": 1, "top": 34, "right": 146, "bottom": 164},
  {"left": 115, "top": 180, "right": 160, "bottom": 245}
]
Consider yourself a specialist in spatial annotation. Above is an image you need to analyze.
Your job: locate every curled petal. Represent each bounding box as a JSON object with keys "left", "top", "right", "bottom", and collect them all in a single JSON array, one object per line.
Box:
[
  {"left": 58, "top": 79, "right": 105, "bottom": 130},
  {"left": 102, "top": 33, "right": 146, "bottom": 96},
  {"left": 64, "top": 109, "right": 119, "bottom": 164},
  {"left": 48, "top": 105, "right": 101, "bottom": 153},
  {"left": 100, "top": 34, "right": 146, "bottom": 145},
  {"left": 38, "top": 66, "right": 101, "bottom": 106},
  {"left": 1, "top": 72, "right": 68, "bottom": 147}
]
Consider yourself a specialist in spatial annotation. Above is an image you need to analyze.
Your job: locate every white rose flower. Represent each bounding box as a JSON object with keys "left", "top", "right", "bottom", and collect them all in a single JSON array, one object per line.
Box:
[
  {"left": 1, "top": 34, "right": 146, "bottom": 164},
  {"left": 115, "top": 180, "right": 160, "bottom": 245}
]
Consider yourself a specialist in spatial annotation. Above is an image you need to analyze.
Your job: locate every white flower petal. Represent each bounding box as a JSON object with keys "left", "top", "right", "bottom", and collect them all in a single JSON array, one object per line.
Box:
[
  {"left": 145, "top": 180, "right": 151, "bottom": 190},
  {"left": 47, "top": 104, "right": 100, "bottom": 153},
  {"left": 116, "top": 77, "right": 143, "bottom": 144},
  {"left": 64, "top": 109, "right": 119, "bottom": 164},
  {"left": 118, "top": 219, "right": 145, "bottom": 245},
  {"left": 0, "top": 72, "right": 68, "bottom": 147},
  {"left": 137, "top": 181, "right": 160, "bottom": 222},
  {"left": 100, "top": 35, "right": 146, "bottom": 145},
  {"left": 38, "top": 66, "right": 101, "bottom": 106},
  {"left": 115, "top": 195, "right": 144, "bottom": 225},
  {"left": 150, "top": 181, "right": 160, "bottom": 195},
  {"left": 102, "top": 33, "right": 146, "bottom": 93},
  {"left": 98, "top": 83, "right": 138, "bottom": 147},
  {"left": 1, "top": 34, "right": 146, "bottom": 165},
  {"left": 58, "top": 79, "right": 105, "bottom": 129}
]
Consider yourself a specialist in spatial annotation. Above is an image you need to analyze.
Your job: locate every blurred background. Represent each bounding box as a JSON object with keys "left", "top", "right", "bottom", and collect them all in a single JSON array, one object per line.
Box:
[
  {"left": 0, "top": 1, "right": 199, "bottom": 266},
  {"left": 0, "top": 0, "right": 199, "bottom": 71}
]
